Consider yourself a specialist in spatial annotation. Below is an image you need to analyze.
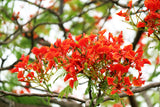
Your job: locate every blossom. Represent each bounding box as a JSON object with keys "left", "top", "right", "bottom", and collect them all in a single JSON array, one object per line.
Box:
[
  {"left": 117, "top": 10, "right": 130, "bottom": 21},
  {"left": 144, "top": 0, "right": 160, "bottom": 11},
  {"left": 113, "top": 103, "right": 123, "bottom": 107},
  {"left": 125, "top": 88, "right": 133, "bottom": 96},
  {"left": 107, "top": 77, "right": 115, "bottom": 85},
  {"left": 156, "top": 55, "right": 160, "bottom": 65},
  {"left": 133, "top": 77, "right": 145, "bottom": 86},
  {"left": 137, "top": 22, "right": 145, "bottom": 28},
  {"left": 124, "top": 77, "right": 131, "bottom": 86},
  {"left": 128, "top": 0, "right": 132, "bottom": 8},
  {"left": 11, "top": 30, "right": 151, "bottom": 96}
]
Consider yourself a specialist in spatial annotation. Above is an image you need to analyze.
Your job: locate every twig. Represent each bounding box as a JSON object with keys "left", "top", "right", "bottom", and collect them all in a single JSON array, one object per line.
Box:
[{"left": 0, "top": 90, "right": 85, "bottom": 103}]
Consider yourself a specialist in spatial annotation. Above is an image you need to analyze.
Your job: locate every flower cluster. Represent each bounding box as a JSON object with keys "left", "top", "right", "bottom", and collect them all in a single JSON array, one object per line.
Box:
[
  {"left": 137, "top": 0, "right": 160, "bottom": 36},
  {"left": 116, "top": 0, "right": 132, "bottom": 21},
  {"left": 11, "top": 30, "right": 151, "bottom": 95}
]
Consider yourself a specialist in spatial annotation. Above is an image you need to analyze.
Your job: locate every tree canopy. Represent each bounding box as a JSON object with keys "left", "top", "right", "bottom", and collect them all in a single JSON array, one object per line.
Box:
[{"left": 0, "top": 0, "right": 160, "bottom": 107}]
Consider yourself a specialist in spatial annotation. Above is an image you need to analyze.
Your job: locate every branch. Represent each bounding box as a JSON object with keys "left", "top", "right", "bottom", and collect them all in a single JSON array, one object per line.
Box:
[
  {"left": 22, "top": 0, "right": 67, "bottom": 39},
  {"left": 85, "top": 82, "right": 160, "bottom": 106},
  {"left": 110, "top": 0, "right": 143, "bottom": 8},
  {"left": 59, "top": 0, "right": 64, "bottom": 15},
  {"left": 0, "top": 90, "right": 85, "bottom": 103},
  {"left": 50, "top": 98, "right": 83, "bottom": 107},
  {"left": 0, "top": 30, "right": 21, "bottom": 45},
  {"left": 0, "top": 80, "right": 58, "bottom": 94},
  {"left": 0, "top": 60, "right": 19, "bottom": 71},
  {"left": 1, "top": 82, "right": 160, "bottom": 105}
]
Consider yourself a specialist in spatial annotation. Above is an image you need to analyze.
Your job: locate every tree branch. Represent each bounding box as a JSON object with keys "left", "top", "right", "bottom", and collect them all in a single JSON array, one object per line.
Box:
[
  {"left": 0, "top": 90, "right": 85, "bottom": 103},
  {"left": 1, "top": 82, "right": 160, "bottom": 105},
  {"left": 85, "top": 82, "right": 160, "bottom": 106}
]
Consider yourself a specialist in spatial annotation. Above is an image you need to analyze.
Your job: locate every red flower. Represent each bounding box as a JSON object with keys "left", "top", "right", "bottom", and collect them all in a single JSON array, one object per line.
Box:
[
  {"left": 117, "top": 10, "right": 130, "bottom": 21},
  {"left": 137, "top": 22, "right": 146, "bottom": 28},
  {"left": 144, "top": 0, "right": 160, "bottom": 11},
  {"left": 12, "top": 30, "right": 151, "bottom": 93},
  {"left": 98, "top": 29, "right": 106, "bottom": 35},
  {"left": 64, "top": 73, "right": 72, "bottom": 82},
  {"left": 125, "top": 88, "right": 133, "bottom": 96},
  {"left": 156, "top": 55, "right": 160, "bottom": 65},
  {"left": 17, "top": 71, "right": 24, "bottom": 78},
  {"left": 17, "top": 71, "right": 25, "bottom": 81},
  {"left": 128, "top": 0, "right": 132, "bottom": 8},
  {"left": 124, "top": 77, "right": 131, "bottom": 86},
  {"left": 69, "top": 79, "right": 74, "bottom": 88},
  {"left": 20, "top": 90, "right": 24, "bottom": 94},
  {"left": 100, "top": 69, "right": 105, "bottom": 74},
  {"left": 10, "top": 67, "right": 19, "bottom": 73},
  {"left": 132, "top": 77, "right": 145, "bottom": 86},
  {"left": 113, "top": 103, "right": 123, "bottom": 107},
  {"left": 143, "top": 59, "right": 151, "bottom": 65},
  {"left": 26, "top": 72, "right": 34, "bottom": 79},
  {"left": 107, "top": 77, "right": 115, "bottom": 85},
  {"left": 148, "top": 28, "right": 154, "bottom": 36}
]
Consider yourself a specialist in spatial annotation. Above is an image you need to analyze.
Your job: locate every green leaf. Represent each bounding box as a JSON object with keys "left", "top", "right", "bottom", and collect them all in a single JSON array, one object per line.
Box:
[
  {"left": 58, "top": 85, "right": 73, "bottom": 98},
  {"left": 74, "top": 81, "right": 79, "bottom": 89},
  {"left": 96, "top": 97, "right": 104, "bottom": 106},
  {"left": 14, "top": 50, "right": 22, "bottom": 59},
  {"left": 110, "top": 93, "right": 120, "bottom": 103},
  {"left": 6, "top": 96, "right": 49, "bottom": 106},
  {"left": 106, "top": 89, "right": 112, "bottom": 95},
  {"left": 54, "top": 57, "right": 58, "bottom": 64},
  {"left": 85, "top": 86, "right": 89, "bottom": 95},
  {"left": 121, "top": 100, "right": 125, "bottom": 107},
  {"left": 0, "top": 50, "right": 2, "bottom": 57},
  {"left": 53, "top": 72, "right": 65, "bottom": 84},
  {"left": 18, "top": 37, "right": 31, "bottom": 48}
]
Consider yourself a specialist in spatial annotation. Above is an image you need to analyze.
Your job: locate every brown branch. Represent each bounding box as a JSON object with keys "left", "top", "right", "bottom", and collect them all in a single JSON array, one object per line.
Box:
[
  {"left": 49, "top": 98, "right": 83, "bottom": 107},
  {"left": 0, "top": 60, "right": 19, "bottom": 71},
  {"left": 1, "top": 82, "right": 160, "bottom": 105},
  {"left": 110, "top": 0, "right": 130, "bottom": 8},
  {"left": 0, "top": 80, "right": 48, "bottom": 93},
  {"left": 0, "top": 90, "right": 85, "bottom": 103},
  {"left": 85, "top": 82, "right": 160, "bottom": 106},
  {"left": 110, "top": 0, "right": 143, "bottom": 8},
  {"left": 59, "top": 0, "right": 64, "bottom": 15},
  {"left": 154, "top": 33, "right": 160, "bottom": 41},
  {"left": 22, "top": 0, "right": 67, "bottom": 39},
  {"left": 22, "top": 0, "right": 60, "bottom": 17},
  {"left": 0, "top": 29, "right": 21, "bottom": 45}
]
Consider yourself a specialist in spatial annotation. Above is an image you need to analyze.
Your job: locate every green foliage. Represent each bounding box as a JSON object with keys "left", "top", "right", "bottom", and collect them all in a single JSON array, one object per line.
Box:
[
  {"left": 96, "top": 3, "right": 112, "bottom": 13},
  {"left": 0, "top": 72, "right": 50, "bottom": 106},
  {"left": 151, "top": 91, "right": 160, "bottom": 106},
  {"left": 6, "top": 96, "right": 50, "bottom": 106},
  {"left": 0, "top": 0, "right": 160, "bottom": 107},
  {"left": 13, "top": 48, "right": 22, "bottom": 59},
  {"left": 5, "top": 72, "right": 20, "bottom": 92},
  {"left": 121, "top": 100, "right": 125, "bottom": 107},
  {"left": 18, "top": 37, "right": 31, "bottom": 49},
  {"left": 52, "top": 72, "right": 65, "bottom": 84},
  {"left": 96, "top": 97, "right": 104, "bottom": 106},
  {"left": 36, "top": 11, "right": 58, "bottom": 24},
  {"left": 58, "top": 85, "right": 73, "bottom": 98},
  {"left": 110, "top": 93, "right": 120, "bottom": 103}
]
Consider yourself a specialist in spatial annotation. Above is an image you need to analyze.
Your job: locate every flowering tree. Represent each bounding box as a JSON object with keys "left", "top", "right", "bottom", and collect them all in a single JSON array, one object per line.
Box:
[{"left": 0, "top": 0, "right": 160, "bottom": 107}]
